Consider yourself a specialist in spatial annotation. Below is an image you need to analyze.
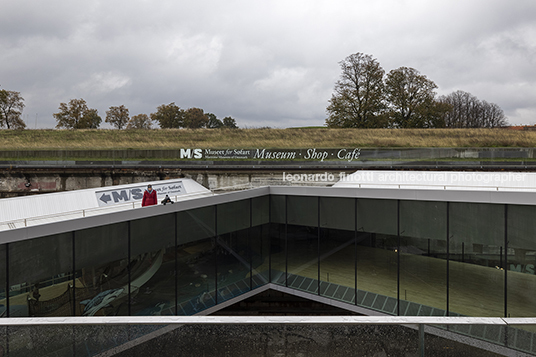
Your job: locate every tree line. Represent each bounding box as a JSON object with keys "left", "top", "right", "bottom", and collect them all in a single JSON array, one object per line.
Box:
[
  {"left": 326, "top": 52, "right": 508, "bottom": 128},
  {"left": 0, "top": 89, "right": 238, "bottom": 129},
  {"left": 53, "top": 99, "right": 238, "bottom": 130}
]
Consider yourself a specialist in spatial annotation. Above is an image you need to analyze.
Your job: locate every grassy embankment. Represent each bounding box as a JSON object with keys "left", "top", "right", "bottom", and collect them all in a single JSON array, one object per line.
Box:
[
  {"left": 1, "top": 128, "right": 536, "bottom": 161},
  {"left": 2, "top": 128, "right": 536, "bottom": 150}
]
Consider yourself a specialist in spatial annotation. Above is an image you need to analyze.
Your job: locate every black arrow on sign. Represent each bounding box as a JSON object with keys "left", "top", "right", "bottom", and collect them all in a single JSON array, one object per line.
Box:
[{"left": 100, "top": 194, "right": 112, "bottom": 204}]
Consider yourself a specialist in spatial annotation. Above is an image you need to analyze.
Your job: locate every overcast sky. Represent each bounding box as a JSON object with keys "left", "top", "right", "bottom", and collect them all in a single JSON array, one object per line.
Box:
[{"left": 1, "top": 0, "right": 535, "bottom": 129}]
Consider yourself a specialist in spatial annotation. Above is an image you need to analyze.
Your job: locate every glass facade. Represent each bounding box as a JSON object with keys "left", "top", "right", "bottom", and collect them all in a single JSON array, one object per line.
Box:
[{"left": 2, "top": 192, "right": 536, "bottom": 355}]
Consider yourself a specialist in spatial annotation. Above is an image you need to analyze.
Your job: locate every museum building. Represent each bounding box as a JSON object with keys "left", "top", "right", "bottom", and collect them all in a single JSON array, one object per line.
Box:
[{"left": 1, "top": 171, "right": 536, "bottom": 356}]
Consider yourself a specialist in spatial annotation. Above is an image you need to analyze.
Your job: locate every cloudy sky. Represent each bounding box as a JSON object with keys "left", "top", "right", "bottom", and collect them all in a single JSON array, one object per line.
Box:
[{"left": 1, "top": 0, "right": 535, "bottom": 129}]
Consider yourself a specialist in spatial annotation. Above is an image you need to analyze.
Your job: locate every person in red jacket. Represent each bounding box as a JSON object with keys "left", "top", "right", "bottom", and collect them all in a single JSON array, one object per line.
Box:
[{"left": 142, "top": 184, "right": 157, "bottom": 207}]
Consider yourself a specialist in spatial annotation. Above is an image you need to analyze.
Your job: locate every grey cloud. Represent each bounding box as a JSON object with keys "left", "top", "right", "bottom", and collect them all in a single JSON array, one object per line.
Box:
[{"left": 1, "top": 0, "right": 536, "bottom": 129}]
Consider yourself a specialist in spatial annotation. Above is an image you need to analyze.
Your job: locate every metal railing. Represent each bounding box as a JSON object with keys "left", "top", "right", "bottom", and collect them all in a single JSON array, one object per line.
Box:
[
  {"left": 0, "top": 191, "right": 214, "bottom": 231},
  {"left": 339, "top": 182, "right": 536, "bottom": 191}
]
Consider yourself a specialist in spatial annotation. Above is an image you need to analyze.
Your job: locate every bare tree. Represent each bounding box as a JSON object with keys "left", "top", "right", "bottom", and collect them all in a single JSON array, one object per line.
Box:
[
  {"left": 440, "top": 90, "right": 507, "bottom": 128},
  {"left": 481, "top": 101, "right": 508, "bottom": 128}
]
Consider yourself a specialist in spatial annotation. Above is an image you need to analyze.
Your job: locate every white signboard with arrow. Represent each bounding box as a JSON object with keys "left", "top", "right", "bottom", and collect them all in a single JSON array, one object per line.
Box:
[{"left": 95, "top": 180, "right": 186, "bottom": 207}]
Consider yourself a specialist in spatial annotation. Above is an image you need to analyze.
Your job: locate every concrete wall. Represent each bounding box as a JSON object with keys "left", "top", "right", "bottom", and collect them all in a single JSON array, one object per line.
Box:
[
  {"left": 0, "top": 169, "right": 182, "bottom": 198},
  {"left": 0, "top": 168, "right": 349, "bottom": 198}
]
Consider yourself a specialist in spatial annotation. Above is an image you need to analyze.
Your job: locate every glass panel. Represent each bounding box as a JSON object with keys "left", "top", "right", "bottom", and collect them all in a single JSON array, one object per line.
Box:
[
  {"left": 320, "top": 197, "right": 355, "bottom": 231},
  {"left": 270, "top": 195, "right": 286, "bottom": 285},
  {"left": 217, "top": 228, "right": 251, "bottom": 303},
  {"left": 449, "top": 202, "right": 504, "bottom": 317},
  {"left": 177, "top": 206, "right": 217, "bottom": 315},
  {"left": 270, "top": 222, "right": 286, "bottom": 286},
  {"left": 250, "top": 223, "right": 270, "bottom": 288},
  {"left": 356, "top": 199, "right": 398, "bottom": 312},
  {"left": 356, "top": 232, "right": 398, "bottom": 313},
  {"left": 508, "top": 325, "right": 536, "bottom": 355},
  {"left": 0, "top": 244, "right": 5, "bottom": 316},
  {"left": 287, "top": 196, "right": 318, "bottom": 294},
  {"left": 319, "top": 197, "right": 356, "bottom": 305},
  {"left": 177, "top": 206, "right": 215, "bottom": 245},
  {"left": 400, "top": 200, "right": 446, "bottom": 241},
  {"left": 507, "top": 204, "right": 536, "bottom": 318},
  {"left": 270, "top": 195, "right": 286, "bottom": 224},
  {"left": 130, "top": 213, "right": 176, "bottom": 316},
  {"left": 8, "top": 233, "right": 73, "bottom": 317},
  {"left": 176, "top": 238, "right": 217, "bottom": 315},
  {"left": 400, "top": 201, "right": 447, "bottom": 316},
  {"left": 288, "top": 195, "right": 317, "bottom": 227},
  {"left": 252, "top": 195, "right": 269, "bottom": 227},
  {"left": 217, "top": 200, "right": 250, "bottom": 235},
  {"left": 75, "top": 223, "right": 128, "bottom": 316},
  {"left": 131, "top": 214, "right": 175, "bottom": 257},
  {"left": 357, "top": 198, "right": 397, "bottom": 235}
]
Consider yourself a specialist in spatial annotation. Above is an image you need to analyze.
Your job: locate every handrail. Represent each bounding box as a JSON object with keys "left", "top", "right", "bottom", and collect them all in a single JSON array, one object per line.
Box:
[
  {"left": 0, "top": 191, "right": 214, "bottom": 229},
  {"left": 341, "top": 182, "right": 536, "bottom": 191},
  {"left": 210, "top": 182, "right": 255, "bottom": 191},
  {"left": 0, "top": 315, "right": 534, "bottom": 326}
]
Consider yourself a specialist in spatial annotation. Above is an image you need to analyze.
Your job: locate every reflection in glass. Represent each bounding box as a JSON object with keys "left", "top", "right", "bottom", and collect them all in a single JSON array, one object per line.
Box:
[
  {"left": 270, "top": 196, "right": 286, "bottom": 285},
  {"left": 356, "top": 199, "right": 398, "bottom": 313},
  {"left": 75, "top": 223, "right": 128, "bottom": 317},
  {"left": 251, "top": 196, "right": 270, "bottom": 288},
  {"left": 217, "top": 228, "right": 251, "bottom": 303},
  {"left": 130, "top": 214, "right": 176, "bottom": 316},
  {"left": 507, "top": 204, "right": 536, "bottom": 318},
  {"left": 287, "top": 196, "right": 318, "bottom": 294},
  {"left": 177, "top": 206, "right": 217, "bottom": 315},
  {"left": 8, "top": 233, "right": 73, "bottom": 317},
  {"left": 176, "top": 239, "right": 217, "bottom": 315},
  {"left": 217, "top": 200, "right": 250, "bottom": 235},
  {"left": 449, "top": 202, "right": 504, "bottom": 317},
  {"left": 319, "top": 197, "right": 356, "bottom": 304},
  {"left": 400, "top": 201, "right": 447, "bottom": 316},
  {"left": 0, "top": 244, "right": 5, "bottom": 317}
]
